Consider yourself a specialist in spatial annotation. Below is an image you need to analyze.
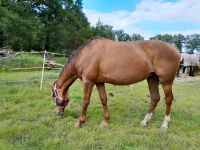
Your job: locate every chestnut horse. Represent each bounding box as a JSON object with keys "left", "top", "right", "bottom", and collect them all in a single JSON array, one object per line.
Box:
[{"left": 51, "top": 37, "right": 180, "bottom": 129}]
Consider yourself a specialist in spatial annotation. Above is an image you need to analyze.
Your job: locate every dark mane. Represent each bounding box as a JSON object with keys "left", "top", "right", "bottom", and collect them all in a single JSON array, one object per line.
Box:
[{"left": 60, "top": 36, "right": 103, "bottom": 76}]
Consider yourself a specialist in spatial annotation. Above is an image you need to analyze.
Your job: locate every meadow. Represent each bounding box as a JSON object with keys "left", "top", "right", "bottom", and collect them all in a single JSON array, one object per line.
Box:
[{"left": 0, "top": 54, "right": 200, "bottom": 150}]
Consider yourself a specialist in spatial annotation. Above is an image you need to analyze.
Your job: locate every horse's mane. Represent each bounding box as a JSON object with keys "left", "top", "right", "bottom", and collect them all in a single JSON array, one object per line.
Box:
[{"left": 59, "top": 36, "right": 103, "bottom": 76}]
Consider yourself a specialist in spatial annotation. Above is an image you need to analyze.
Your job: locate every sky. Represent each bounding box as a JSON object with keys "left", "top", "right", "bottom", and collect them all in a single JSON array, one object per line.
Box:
[{"left": 83, "top": 0, "right": 200, "bottom": 39}]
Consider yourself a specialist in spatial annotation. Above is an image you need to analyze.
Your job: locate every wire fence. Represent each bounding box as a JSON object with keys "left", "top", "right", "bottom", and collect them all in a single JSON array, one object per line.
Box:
[{"left": 0, "top": 78, "right": 58, "bottom": 84}]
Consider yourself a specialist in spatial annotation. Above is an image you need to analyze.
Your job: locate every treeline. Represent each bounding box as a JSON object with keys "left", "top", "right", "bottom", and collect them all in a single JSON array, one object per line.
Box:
[
  {"left": 0, "top": 0, "right": 91, "bottom": 53},
  {"left": 0, "top": 0, "right": 143, "bottom": 53},
  {"left": 0, "top": 0, "right": 200, "bottom": 54},
  {"left": 150, "top": 34, "right": 200, "bottom": 54}
]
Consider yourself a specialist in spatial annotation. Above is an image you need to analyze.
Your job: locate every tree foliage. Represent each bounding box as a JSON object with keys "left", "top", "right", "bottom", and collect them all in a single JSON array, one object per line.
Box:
[
  {"left": 173, "top": 34, "right": 185, "bottom": 52},
  {"left": 131, "top": 34, "right": 144, "bottom": 41},
  {"left": 0, "top": 0, "right": 92, "bottom": 52},
  {"left": 150, "top": 34, "right": 200, "bottom": 53},
  {"left": 150, "top": 34, "right": 174, "bottom": 44},
  {"left": 0, "top": 0, "right": 40, "bottom": 50},
  {"left": 91, "top": 20, "right": 143, "bottom": 42},
  {"left": 114, "top": 30, "right": 131, "bottom": 41},
  {"left": 185, "top": 34, "right": 200, "bottom": 54},
  {"left": 92, "top": 19, "right": 115, "bottom": 40}
]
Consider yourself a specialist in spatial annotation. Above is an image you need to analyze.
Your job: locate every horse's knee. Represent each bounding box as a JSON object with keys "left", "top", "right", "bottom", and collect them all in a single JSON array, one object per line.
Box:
[
  {"left": 152, "top": 98, "right": 160, "bottom": 106},
  {"left": 82, "top": 100, "right": 90, "bottom": 108},
  {"left": 151, "top": 94, "right": 160, "bottom": 102}
]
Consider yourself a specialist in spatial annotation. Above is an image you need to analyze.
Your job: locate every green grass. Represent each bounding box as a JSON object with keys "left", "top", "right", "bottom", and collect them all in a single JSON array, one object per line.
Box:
[
  {"left": 0, "top": 53, "right": 67, "bottom": 70},
  {"left": 0, "top": 71, "right": 200, "bottom": 150}
]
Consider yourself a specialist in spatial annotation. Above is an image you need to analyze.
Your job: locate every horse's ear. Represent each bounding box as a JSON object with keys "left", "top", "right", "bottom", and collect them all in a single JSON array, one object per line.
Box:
[{"left": 47, "top": 82, "right": 53, "bottom": 88}]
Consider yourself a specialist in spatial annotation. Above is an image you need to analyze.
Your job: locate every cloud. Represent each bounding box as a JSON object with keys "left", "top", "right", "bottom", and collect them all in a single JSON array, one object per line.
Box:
[
  {"left": 83, "top": 0, "right": 200, "bottom": 39},
  {"left": 133, "top": 0, "right": 200, "bottom": 23}
]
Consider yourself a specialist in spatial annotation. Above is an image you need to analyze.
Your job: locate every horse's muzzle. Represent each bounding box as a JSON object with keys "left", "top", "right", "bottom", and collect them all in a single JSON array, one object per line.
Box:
[{"left": 55, "top": 99, "right": 68, "bottom": 116}]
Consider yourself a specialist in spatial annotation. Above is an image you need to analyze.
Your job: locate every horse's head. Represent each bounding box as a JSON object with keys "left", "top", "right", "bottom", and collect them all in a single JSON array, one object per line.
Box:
[{"left": 49, "top": 82, "right": 69, "bottom": 116}]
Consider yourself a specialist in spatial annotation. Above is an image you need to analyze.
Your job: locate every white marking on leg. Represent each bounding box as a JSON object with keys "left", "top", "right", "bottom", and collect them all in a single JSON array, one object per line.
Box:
[
  {"left": 161, "top": 115, "right": 170, "bottom": 129},
  {"left": 140, "top": 113, "right": 153, "bottom": 126}
]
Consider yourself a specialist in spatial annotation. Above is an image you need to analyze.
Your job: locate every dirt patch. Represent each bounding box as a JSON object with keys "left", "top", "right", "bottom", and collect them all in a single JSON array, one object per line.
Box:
[{"left": 175, "top": 76, "right": 200, "bottom": 83}]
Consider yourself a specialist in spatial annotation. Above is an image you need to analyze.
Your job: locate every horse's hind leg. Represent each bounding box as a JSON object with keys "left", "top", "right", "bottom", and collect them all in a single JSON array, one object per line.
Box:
[
  {"left": 140, "top": 75, "right": 160, "bottom": 127},
  {"left": 96, "top": 83, "right": 110, "bottom": 128},
  {"left": 160, "top": 83, "right": 173, "bottom": 129}
]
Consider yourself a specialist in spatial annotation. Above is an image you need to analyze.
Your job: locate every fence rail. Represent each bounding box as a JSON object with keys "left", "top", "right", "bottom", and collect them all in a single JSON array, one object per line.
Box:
[
  {"left": 0, "top": 78, "right": 57, "bottom": 84},
  {"left": 18, "top": 51, "right": 69, "bottom": 56},
  {"left": 0, "top": 50, "right": 68, "bottom": 60}
]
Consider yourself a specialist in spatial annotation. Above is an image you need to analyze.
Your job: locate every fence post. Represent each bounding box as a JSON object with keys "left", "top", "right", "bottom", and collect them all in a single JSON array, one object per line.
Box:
[{"left": 40, "top": 50, "right": 46, "bottom": 90}]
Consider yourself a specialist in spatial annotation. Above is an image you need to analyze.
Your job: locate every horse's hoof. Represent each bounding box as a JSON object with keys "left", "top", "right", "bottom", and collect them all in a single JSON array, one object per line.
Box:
[
  {"left": 99, "top": 121, "right": 108, "bottom": 128},
  {"left": 160, "top": 124, "right": 168, "bottom": 130},
  {"left": 74, "top": 122, "right": 82, "bottom": 129},
  {"left": 140, "top": 121, "right": 147, "bottom": 127}
]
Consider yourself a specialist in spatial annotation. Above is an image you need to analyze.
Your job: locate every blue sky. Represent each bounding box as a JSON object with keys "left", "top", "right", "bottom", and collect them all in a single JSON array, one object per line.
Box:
[
  {"left": 83, "top": 0, "right": 141, "bottom": 12},
  {"left": 83, "top": 0, "right": 200, "bottom": 39}
]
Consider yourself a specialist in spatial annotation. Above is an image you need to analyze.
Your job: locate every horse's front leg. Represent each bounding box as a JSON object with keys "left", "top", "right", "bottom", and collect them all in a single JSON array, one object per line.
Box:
[
  {"left": 74, "top": 81, "right": 94, "bottom": 128},
  {"left": 96, "top": 83, "right": 110, "bottom": 128}
]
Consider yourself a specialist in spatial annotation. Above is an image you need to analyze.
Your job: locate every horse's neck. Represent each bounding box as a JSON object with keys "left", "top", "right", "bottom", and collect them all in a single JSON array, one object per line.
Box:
[{"left": 56, "top": 65, "right": 77, "bottom": 91}]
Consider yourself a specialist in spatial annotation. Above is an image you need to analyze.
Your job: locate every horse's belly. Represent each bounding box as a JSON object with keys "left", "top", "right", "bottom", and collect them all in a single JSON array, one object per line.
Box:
[
  {"left": 99, "top": 74, "right": 148, "bottom": 85},
  {"left": 97, "top": 63, "right": 151, "bottom": 85}
]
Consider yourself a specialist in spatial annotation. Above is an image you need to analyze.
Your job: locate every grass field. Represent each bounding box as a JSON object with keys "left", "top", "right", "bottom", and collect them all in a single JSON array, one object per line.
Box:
[
  {"left": 0, "top": 53, "right": 66, "bottom": 70},
  {"left": 0, "top": 69, "right": 200, "bottom": 150},
  {"left": 0, "top": 53, "right": 200, "bottom": 149}
]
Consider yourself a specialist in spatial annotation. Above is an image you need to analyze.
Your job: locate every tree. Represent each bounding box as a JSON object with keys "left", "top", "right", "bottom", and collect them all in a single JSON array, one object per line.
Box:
[
  {"left": 185, "top": 34, "right": 200, "bottom": 54},
  {"left": 114, "top": 30, "right": 131, "bottom": 41},
  {"left": 43, "top": 0, "right": 91, "bottom": 52},
  {"left": 64, "top": 0, "right": 93, "bottom": 51},
  {"left": 131, "top": 33, "right": 144, "bottom": 41},
  {"left": 0, "top": 0, "right": 92, "bottom": 52},
  {"left": 173, "top": 34, "right": 185, "bottom": 52},
  {"left": 31, "top": 0, "right": 75, "bottom": 51},
  {"left": 0, "top": 30, "right": 3, "bottom": 47},
  {"left": 0, "top": 0, "right": 41, "bottom": 51},
  {"left": 92, "top": 19, "right": 115, "bottom": 40},
  {"left": 150, "top": 34, "right": 173, "bottom": 44}
]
